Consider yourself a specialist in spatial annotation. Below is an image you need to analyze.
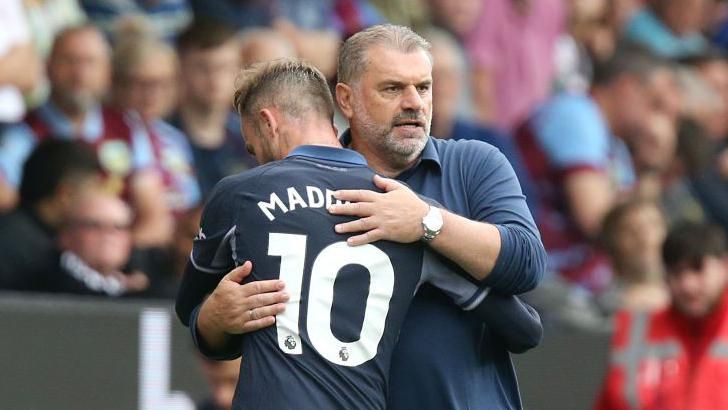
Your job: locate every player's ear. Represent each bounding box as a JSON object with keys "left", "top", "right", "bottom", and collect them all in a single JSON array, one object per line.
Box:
[
  {"left": 335, "top": 82, "right": 354, "bottom": 119},
  {"left": 259, "top": 108, "right": 279, "bottom": 139}
]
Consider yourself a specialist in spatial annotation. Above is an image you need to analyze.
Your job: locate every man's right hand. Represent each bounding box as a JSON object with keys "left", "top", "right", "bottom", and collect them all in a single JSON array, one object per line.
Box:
[{"left": 196, "top": 261, "right": 289, "bottom": 350}]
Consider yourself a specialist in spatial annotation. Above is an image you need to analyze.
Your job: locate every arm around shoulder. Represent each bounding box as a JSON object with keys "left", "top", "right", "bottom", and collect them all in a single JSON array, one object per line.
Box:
[{"left": 470, "top": 292, "right": 543, "bottom": 353}]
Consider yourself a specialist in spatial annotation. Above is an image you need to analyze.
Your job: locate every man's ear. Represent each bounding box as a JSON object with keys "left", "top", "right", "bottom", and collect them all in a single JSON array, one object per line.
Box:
[
  {"left": 335, "top": 83, "right": 354, "bottom": 119},
  {"left": 259, "top": 108, "right": 279, "bottom": 139}
]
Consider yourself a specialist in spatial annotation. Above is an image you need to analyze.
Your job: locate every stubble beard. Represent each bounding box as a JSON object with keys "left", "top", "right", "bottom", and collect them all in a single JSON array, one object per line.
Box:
[{"left": 354, "top": 105, "right": 430, "bottom": 169}]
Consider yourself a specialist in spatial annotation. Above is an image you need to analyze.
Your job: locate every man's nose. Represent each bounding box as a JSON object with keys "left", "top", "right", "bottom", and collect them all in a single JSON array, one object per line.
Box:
[{"left": 400, "top": 85, "right": 424, "bottom": 111}]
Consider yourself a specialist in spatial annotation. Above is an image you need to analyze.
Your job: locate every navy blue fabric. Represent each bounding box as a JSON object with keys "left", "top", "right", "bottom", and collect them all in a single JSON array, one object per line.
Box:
[
  {"left": 341, "top": 132, "right": 546, "bottom": 410},
  {"left": 179, "top": 146, "right": 437, "bottom": 410}
]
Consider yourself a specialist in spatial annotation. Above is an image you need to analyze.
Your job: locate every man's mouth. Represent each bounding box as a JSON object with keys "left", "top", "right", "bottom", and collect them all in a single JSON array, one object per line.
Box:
[{"left": 393, "top": 120, "right": 424, "bottom": 128}]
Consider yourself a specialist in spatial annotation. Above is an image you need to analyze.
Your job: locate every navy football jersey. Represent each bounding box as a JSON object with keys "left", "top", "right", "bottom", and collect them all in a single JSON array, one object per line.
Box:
[{"left": 187, "top": 146, "right": 486, "bottom": 410}]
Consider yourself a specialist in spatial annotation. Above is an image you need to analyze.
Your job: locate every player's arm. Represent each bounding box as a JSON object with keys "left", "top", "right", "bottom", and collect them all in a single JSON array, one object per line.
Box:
[
  {"left": 329, "top": 146, "right": 546, "bottom": 294},
  {"left": 186, "top": 261, "right": 286, "bottom": 359},
  {"left": 422, "top": 251, "right": 542, "bottom": 353},
  {"left": 175, "top": 178, "right": 287, "bottom": 359}
]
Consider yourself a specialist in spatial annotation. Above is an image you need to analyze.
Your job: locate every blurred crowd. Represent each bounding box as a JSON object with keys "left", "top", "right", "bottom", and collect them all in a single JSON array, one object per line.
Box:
[
  {"left": 2, "top": 0, "right": 728, "bottom": 409},
  {"left": 0, "top": 0, "right": 728, "bottom": 337}
]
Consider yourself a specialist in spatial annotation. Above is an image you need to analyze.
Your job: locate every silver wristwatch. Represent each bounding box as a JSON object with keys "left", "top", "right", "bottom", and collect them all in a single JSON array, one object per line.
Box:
[{"left": 421, "top": 205, "right": 443, "bottom": 242}]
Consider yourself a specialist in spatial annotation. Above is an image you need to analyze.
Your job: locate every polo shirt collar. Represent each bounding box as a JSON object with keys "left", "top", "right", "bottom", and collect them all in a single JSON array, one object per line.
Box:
[
  {"left": 286, "top": 144, "right": 368, "bottom": 166},
  {"left": 339, "top": 128, "right": 442, "bottom": 170}
]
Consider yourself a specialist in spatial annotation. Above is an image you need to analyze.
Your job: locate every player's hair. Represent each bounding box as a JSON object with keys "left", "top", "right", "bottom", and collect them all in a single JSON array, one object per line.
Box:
[
  {"left": 592, "top": 42, "right": 671, "bottom": 86},
  {"left": 662, "top": 222, "right": 727, "bottom": 274},
  {"left": 338, "top": 24, "right": 431, "bottom": 84},
  {"left": 19, "top": 140, "right": 101, "bottom": 206},
  {"left": 176, "top": 18, "right": 238, "bottom": 55},
  {"left": 233, "top": 58, "right": 334, "bottom": 122}
]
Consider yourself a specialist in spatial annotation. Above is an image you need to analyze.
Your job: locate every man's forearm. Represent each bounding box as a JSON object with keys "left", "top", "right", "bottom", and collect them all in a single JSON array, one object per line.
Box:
[
  {"left": 430, "top": 209, "right": 546, "bottom": 294},
  {"left": 429, "top": 210, "right": 501, "bottom": 281},
  {"left": 471, "top": 292, "right": 543, "bottom": 354}
]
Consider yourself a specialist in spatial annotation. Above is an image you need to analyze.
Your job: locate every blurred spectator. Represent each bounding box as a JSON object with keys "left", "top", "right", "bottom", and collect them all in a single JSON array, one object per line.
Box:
[
  {"left": 172, "top": 19, "right": 256, "bottom": 197},
  {"left": 0, "top": 0, "right": 42, "bottom": 210},
  {"left": 667, "top": 119, "right": 728, "bottom": 235},
  {"left": 79, "top": 0, "right": 192, "bottom": 42},
  {"left": 28, "top": 25, "right": 112, "bottom": 138},
  {"left": 270, "top": 18, "right": 339, "bottom": 79},
  {"left": 8, "top": 24, "right": 163, "bottom": 211},
  {"left": 596, "top": 222, "right": 728, "bottom": 410},
  {"left": 661, "top": 119, "right": 712, "bottom": 227},
  {"left": 631, "top": 113, "right": 679, "bottom": 201},
  {"left": 52, "top": 190, "right": 151, "bottom": 297},
  {"left": 461, "top": 0, "right": 566, "bottom": 131},
  {"left": 423, "top": 27, "right": 538, "bottom": 214},
  {"left": 21, "top": 0, "right": 87, "bottom": 106},
  {"left": 190, "top": 0, "right": 381, "bottom": 79},
  {"left": 601, "top": 199, "right": 669, "bottom": 313},
  {"left": 0, "top": 140, "right": 101, "bottom": 291},
  {"left": 624, "top": 0, "right": 710, "bottom": 58},
  {"left": 5, "top": 24, "right": 175, "bottom": 249},
  {"left": 190, "top": 0, "right": 381, "bottom": 36},
  {"left": 238, "top": 28, "right": 297, "bottom": 67},
  {"left": 197, "top": 356, "right": 241, "bottom": 410},
  {"left": 23, "top": 25, "right": 135, "bottom": 190},
  {"left": 368, "top": 0, "right": 429, "bottom": 28},
  {"left": 674, "top": 65, "right": 726, "bottom": 141},
  {"left": 515, "top": 46, "right": 672, "bottom": 294},
  {"left": 112, "top": 30, "right": 201, "bottom": 214},
  {"left": 426, "top": 0, "right": 481, "bottom": 39},
  {"left": 567, "top": 0, "right": 617, "bottom": 65},
  {"left": 686, "top": 49, "right": 728, "bottom": 140}
]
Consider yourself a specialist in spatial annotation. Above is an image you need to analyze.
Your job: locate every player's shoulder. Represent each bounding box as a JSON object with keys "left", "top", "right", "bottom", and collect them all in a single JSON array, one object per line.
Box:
[{"left": 216, "top": 161, "right": 281, "bottom": 186}]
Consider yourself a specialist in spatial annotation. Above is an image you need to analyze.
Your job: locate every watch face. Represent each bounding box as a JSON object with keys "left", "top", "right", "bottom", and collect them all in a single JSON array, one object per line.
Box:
[{"left": 424, "top": 208, "right": 443, "bottom": 231}]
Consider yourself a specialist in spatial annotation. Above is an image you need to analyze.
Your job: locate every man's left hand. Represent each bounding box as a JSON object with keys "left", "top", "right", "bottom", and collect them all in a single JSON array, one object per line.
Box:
[{"left": 328, "top": 175, "right": 429, "bottom": 245}]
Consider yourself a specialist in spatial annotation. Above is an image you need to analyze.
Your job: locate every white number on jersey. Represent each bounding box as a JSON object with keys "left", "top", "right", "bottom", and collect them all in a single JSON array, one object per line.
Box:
[{"left": 268, "top": 233, "right": 394, "bottom": 367}]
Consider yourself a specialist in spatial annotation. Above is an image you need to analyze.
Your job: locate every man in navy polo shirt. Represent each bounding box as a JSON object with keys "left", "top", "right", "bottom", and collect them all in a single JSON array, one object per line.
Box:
[
  {"left": 326, "top": 25, "right": 546, "bottom": 409},
  {"left": 193, "top": 24, "right": 545, "bottom": 409},
  {"left": 177, "top": 58, "right": 542, "bottom": 409}
]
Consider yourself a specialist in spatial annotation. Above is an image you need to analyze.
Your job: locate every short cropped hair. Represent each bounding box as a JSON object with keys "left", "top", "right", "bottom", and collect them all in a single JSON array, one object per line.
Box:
[
  {"left": 592, "top": 42, "right": 671, "bottom": 86},
  {"left": 176, "top": 18, "right": 237, "bottom": 55},
  {"left": 233, "top": 58, "right": 334, "bottom": 122},
  {"left": 338, "top": 24, "right": 431, "bottom": 84},
  {"left": 662, "top": 222, "right": 727, "bottom": 274},
  {"left": 20, "top": 140, "right": 101, "bottom": 206}
]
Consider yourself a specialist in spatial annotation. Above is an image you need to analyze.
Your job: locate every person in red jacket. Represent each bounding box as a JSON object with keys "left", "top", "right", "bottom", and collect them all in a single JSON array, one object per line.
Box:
[{"left": 595, "top": 221, "right": 728, "bottom": 410}]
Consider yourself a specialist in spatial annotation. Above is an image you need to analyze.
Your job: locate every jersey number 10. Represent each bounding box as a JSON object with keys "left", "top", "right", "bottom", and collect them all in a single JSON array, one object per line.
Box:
[{"left": 268, "top": 233, "right": 395, "bottom": 367}]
